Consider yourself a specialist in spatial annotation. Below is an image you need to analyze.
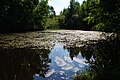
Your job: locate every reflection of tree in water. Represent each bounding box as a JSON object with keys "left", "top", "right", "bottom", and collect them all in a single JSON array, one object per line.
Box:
[
  {"left": 85, "top": 34, "right": 120, "bottom": 80},
  {"left": 65, "top": 34, "right": 120, "bottom": 80},
  {"left": 66, "top": 47, "right": 80, "bottom": 60},
  {"left": 80, "top": 46, "right": 93, "bottom": 62},
  {"left": 92, "top": 34, "right": 120, "bottom": 80},
  {"left": 0, "top": 48, "right": 51, "bottom": 80},
  {"left": 64, "top": 46, "right": 93, "bottom": 61}
]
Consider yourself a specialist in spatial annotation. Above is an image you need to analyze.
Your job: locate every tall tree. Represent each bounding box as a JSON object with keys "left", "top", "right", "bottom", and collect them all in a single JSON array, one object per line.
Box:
[
  {"left": 33, "top": 0, "right": 49, "bottom": 30},
  {"left": 49, "top": 6, "right": 56, "bottom": 18},
  {"left": 85, "top": 0, "right": 120, "bottom": 32},
  {"left": 0, "top": 0, "right": 39, "bottom": 32},
  {"left": 62, "top": 0, "right": 82, "bottom": 29}
]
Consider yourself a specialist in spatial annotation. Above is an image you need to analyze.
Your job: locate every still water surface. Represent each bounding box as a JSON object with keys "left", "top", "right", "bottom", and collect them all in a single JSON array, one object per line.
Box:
[
  {"left": 0, "top": 43, "right": 89, "bottom": 80},
  {"left": 34, "top": 43, "right": 89, "bottom": 80}
]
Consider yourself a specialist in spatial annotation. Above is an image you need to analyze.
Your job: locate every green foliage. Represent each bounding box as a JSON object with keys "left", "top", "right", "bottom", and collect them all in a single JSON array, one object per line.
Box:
[
  {"left": 92, "top": 23, "right": 105, "bottom": 31},
  {"left": 1, "top": 0, "right": 119, "bottom": 32},
  {"left": 0, "top": 0, "right": 50, "bottom": 32},
  {"left": 85, "top": 0, "right": 120, "bottom": 32},
  {"left": 46, "top": 16, "right": 60, "bottom": 30},
  {"left": 58, "top": 0, "right": 120, "bottom": 32},
  {"left": 33, "top": 0, "right": 49, "bottom": 30},
  {"left": 0, "top": 0, "right": 39, "bottom": 32},
  {"left": 49, "top": 6, "right": 56, "bottom": 18},
  {"left": 59, "top": 0, "right": 92, "bottom": 30},
  {"left": 73, "top": 70, "right": 93, "bottom": 80}
]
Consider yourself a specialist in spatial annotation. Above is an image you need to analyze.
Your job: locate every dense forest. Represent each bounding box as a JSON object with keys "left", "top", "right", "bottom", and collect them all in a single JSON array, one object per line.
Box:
[
  {"left": 0, "top": 0, "right": 54, "bottom": 32},
  {"left": 59, "top": 0, "right": 120, "bottom": 32},
  {"left": 0, "top": 0, "right": 120, "bottom": 32}
]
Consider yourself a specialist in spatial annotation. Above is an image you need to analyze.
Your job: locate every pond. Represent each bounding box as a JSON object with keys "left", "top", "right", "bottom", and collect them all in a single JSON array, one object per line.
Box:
[
  {"left": 0, "top": 31, "right": 119, "bottom": 80},
  {"left": 0, "top": 42, "right": 90, "bottom": 80},
  {"left": 0, "top": 30, "right": 110, "bottom": 80}
]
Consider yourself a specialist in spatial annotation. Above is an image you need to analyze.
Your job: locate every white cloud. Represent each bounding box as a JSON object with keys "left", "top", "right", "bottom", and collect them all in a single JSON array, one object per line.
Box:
[
  {"left": 45, "top": 69, "right": 55, "bottom": 77},
  {"left": 64, "top": 54, "right": 73, "bottom": 63},
  {"left": 61, "top": 63, "right": 73, "bottom": 70},
  {"left": 55, "top": 56, "right": 67, "bottom": 66},
  {"left": 55, "top": 56, "right": 73, "bottom": 70}
]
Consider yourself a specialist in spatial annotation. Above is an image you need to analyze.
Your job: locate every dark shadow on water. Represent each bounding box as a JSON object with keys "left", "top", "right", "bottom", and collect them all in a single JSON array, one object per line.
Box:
[
  {"left": 0, "top": 43, "right": 92, "bottom": 80},
  {"left": 0, "top": 48, "right": 50, "bottom": 80},
  {"left": 91, "top": 34, "right": 120, "bottom": 80},
  {"left": 79, "top": 34, "right": 120, "bottom": 80},
  {"left": 64, "top": 46, "right": 93, "bottom": 62}
]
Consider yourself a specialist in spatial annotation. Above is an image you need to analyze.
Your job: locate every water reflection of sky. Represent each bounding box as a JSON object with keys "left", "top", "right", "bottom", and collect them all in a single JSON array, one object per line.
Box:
[{"left": 34, "top": 43, "right": 89, "bottom": 80}]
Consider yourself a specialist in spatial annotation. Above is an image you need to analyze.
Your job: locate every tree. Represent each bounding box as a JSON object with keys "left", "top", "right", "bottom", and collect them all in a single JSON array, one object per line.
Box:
[
  {"left": 33, "top": 0, "right": 49, "bottom": 30},
  {"left": 0, "top": 0, "right": 39, "bottom": 32},
  {"left": 0, "top": 0, "right": 51, "bottom": 32},
  {"left": 49, "top": 6, "right": 56, "bottom": 18},
  {"left": 59, "top": 0, "right": 92, "bottom": 30},
  {"left": 85, "top": 0, "right": 120, "bottom": 32},
  {"left": 62, "top": 0, "right": 82, "bottom": 29}
]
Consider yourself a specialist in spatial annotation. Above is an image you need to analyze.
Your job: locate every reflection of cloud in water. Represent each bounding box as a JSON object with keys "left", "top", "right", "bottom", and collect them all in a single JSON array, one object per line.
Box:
[
  {"left": 64, "top": 54, "right": 73, "bottom": 63},
  {"left": 73, "top": 57, "right": 85, "bottom": 64},
  {"left": 55, "top": 56, "right": 66, "bottom": 66},
  {"left": 33, "top": 74, "right": 42, "bottom": 80},
  {"left": 79, "top": 64, "right": 84, "bottom": 68},
  {"left": 61, "top": 77, "right": 65, "bottom": 79},
  {"left": 51, "top": 46, "right": 89, "bottom": 79},
  {"left": 59, "top": 71, "right": 65, "bottom": 75},
  {"left": 62, "top": 63, "right": 73, "bottom": 70},
  {"left": 73, "top": 68, "right": 80, "bottom": 72},
  {"left": 45, "top": 69, "right": 55, "bottom": 77},
  {"left": 55, "top": 56, "right": 73, "bottom": 70}
]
